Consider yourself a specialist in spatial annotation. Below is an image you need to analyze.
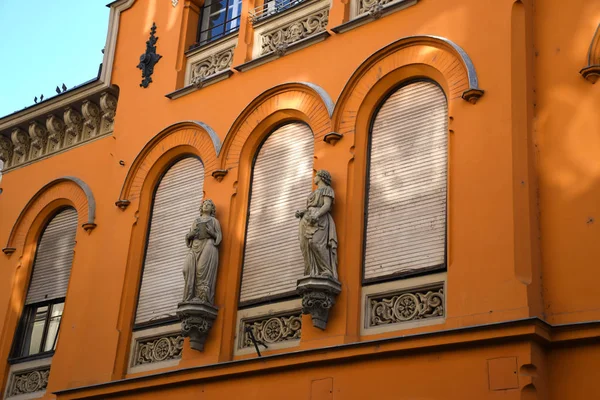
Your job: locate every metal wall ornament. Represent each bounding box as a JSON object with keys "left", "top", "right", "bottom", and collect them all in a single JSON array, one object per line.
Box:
[
  {"left": 137, "top": 23, "right": 162, "bottom": 88},
  {"left": 295, "top": 169, "right": 341, "bottom": 330},
  {"left": 176, "top": 199, "right": 222, "bottom": 351}
]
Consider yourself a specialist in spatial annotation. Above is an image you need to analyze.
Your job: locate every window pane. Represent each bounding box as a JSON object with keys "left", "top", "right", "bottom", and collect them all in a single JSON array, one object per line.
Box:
[
  {"left": 27, "top": 306, "right": 48, "bottom": 356},
  {"left": 226, "top": 0, "right": 242, "bottom": 31},
  {"left": 44, "top": 303, "right": 64, "bottom": 352}
]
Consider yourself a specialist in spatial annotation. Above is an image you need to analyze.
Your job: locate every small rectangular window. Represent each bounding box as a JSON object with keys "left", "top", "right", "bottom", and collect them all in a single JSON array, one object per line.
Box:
[
  {"left": 194, "top": 0, "right": 242, "bottom": 49},
  {"left": 13, "top": 300, "right": 64, "bottom": 359}
]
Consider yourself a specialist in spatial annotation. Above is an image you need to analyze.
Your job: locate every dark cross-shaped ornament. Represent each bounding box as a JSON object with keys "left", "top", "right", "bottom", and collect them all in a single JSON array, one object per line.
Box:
[{"left": 137, "top": 22, "right": 162, "bottom": 88}]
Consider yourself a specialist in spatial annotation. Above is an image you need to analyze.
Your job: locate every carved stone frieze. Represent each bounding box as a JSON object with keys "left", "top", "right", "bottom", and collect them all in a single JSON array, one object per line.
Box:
[
  {"left": 100, "top": 92, "right": 118, "bottom": 133},
  {"left": 0, "top": 135, "right": 13, "bottom": 167},
  {"left": 82, "top": 100, "right": 101, "bottom": 139},
  {"left": 190, "top": 46, "right": 235, "bottom": 88},
  {"left": 28, "top": 121, "right": 48, "bottom": 159},
  {"left": 0, "top": 90, "right": 118, "bottom": 172},
  {"left": 239, "top": 311, "right": 302, "bottom": 349},
  {"left": 368, "top": 285, "right": 444, "bottom": 328},
  {"left": 132, "top": 333, "right": 184, "bottom": 366},
  {"left": 6, "top": 366, "right": 50, "bottom": 397},
  {"left": 46, "top": 115, "right": 66, "bottom": 153},
  {"left": 260, "top": 8, "right": 329, "bottom": 56},
  {"left": 63, "top": 107, "right": 84, "bottom": 146},
  {"left": 10, "top": 128, "right": 30, "bottom": 165},
  {"left": 358, "top": 0, "right": 392, "bottom": 15}
]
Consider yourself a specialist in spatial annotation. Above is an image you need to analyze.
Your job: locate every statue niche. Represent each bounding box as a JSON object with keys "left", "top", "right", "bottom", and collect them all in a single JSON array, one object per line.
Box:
[
  {"left": 177, "top": 199, "right": 221, "bottom": 351},
  {"left": 295, "top": 170, "right": 341, "bottom": 330}
]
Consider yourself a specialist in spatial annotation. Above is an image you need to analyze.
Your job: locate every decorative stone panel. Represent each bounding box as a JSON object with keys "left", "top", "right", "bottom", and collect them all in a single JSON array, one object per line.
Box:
[
  {"left": 128, "top": 323, "right": 182, "bottom": 374},
  {"left": 131, "top": 333, "right": 184, "bottom": 367},
  {"left": 367, "top": 285, "right": 444, "bottom": 328},
  {"left": 260, "top": 8, "right": 329, "bottom": 56},
  {"left": 190, "top": 45, "right": 235, "bottom": 88},
  {"left": 239, "top": 310, "right": 302, "bottom": 350},
  {"left": 360, "top": 272, "right": 446, "bottom": 335},
  {"left": 5, "top": 365, "right": 50, "bottom": 398},
  {"left": 0, "top": 89, "right": 118, "bottom": 172}
]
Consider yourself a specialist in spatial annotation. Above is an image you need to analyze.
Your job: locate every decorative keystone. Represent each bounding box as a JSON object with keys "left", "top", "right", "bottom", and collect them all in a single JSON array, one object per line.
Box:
[
  {"left": 115, "top": 199, "right": 131, "bottom": 210},
  {"left": 461, "top": 89, "right": 484, "bottom": 104},
  {"left": 2, "top": 247, "right": 16, "bottom": 256},
  {"left": 323, "top": 132, "right": 343, "bottom": 145},
  {"left": 176, "top": 300, "right": 218, "bottom": 351},
  {"left": 82, "top": 223, "right": 97, "bottom": 232},
  {"left": 296, "top": 276, "right": 341, "bottom": 330},
  {"left": 580, "top": 65, "right": 600, "bottom": 84},
  {"left": 211, "top": 169, "right": 228, "bottom": 182}
]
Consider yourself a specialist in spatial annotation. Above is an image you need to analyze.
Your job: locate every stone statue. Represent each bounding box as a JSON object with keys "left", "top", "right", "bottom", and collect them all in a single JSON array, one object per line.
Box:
[
  {"left": 295, "top": 170, "right": 341, "bottom": 330},
  {"left": 177, "top": 199, "right": 221, "bottom": 351},
  {"left": 295, "top": 169, "right": 338, "bottom": 278},
  {"left": 182, "top": 199, "right": 222, "bottom": 304}
]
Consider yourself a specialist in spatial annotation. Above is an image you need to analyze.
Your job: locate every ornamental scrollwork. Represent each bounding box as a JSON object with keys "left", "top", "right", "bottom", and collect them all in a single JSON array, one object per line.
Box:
[
  {"left": 10, "top": 128, "right": 30, "bottom": 165},
  {"left": 133, "top": 333, "right": 184, "bottom": 366},
  {"left": 28, "top": 121, "right": 48, "bottom": 159},
  {"left": 7, "top": 366, "right": 50, "bottom": 397},
  {"left": 190, "top": 46, "right": 234, "bottom": 88},
  {"left": 46, "top": 115, "right": 66, "bottom": 153},
  {"left": 64, "top": 107, "right": 84, "bottom": 146},
  {"left": 100, "top": 92, "right": 118, "bottom": 133},
  {"left": 239, "top": 311, "right": 302, "bottom": 349},
  {"left": 0, "top": 135, "right": 13, "bottom": 167},
  {"left": 358, "top": 0, "right": 394, "bottom": 16},
  {"left": 368, "top": 286, "right": 444, "bottom": 328},
  {"left": 82, "top": 100, "right": 101, "bottom": 139},
  {"left": 260, "top": 9, "right": 329, "bottom": 56}
]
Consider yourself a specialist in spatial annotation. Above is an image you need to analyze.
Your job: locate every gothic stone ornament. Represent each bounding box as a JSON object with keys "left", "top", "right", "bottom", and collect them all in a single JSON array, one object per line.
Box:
[
  {"left": 137, "top": 22, "right": 162, "bottom": 88},
  {"left": 297, "top": 276, "right": 341, "bottom": 330},
  {"left": 176, "top": 300, "right": 218, "bottom": 351},
  {"left": 177, "top": 199, "right": 222, "bottom": 351}
]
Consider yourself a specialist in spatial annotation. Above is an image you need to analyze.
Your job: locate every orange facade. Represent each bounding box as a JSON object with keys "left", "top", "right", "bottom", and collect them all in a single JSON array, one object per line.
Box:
[{"left": 0, "top": 0, "right": 599, "bottom": 399}]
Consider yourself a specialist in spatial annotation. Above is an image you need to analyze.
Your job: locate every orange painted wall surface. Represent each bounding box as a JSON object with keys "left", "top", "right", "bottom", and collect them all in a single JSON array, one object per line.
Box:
[{"left": 0, "top": 0, "right": 598, "bottom": 398}]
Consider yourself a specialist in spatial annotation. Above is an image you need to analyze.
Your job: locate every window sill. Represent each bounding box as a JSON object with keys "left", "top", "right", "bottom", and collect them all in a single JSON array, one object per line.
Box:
[
  {"left": 331, "top": 0, "right": 418, "bottom": 34},
  {"left": 185, "top": 29, "right": 240, "bottom": 57},
  {"left": 234, "top": 31, "right": 330, "bottom": 72},
  {"left": 8, "top": 351, "right": 55, "bottom": 365},
  {"left": 166, "top": 70, "right": 234, "bottom": 100}
]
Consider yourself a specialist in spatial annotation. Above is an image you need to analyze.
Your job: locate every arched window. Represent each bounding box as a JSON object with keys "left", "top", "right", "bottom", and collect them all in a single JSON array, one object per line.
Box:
[
  {"left": 11, "top": 207, "right": 78, "bottom": 359},
  {"left": 239, "top": 123, "right": 314, "bottom": 306},
  {"left": 135, "top": 156, "right": 204, "bottom": 326},
  {"left": 363, "top": 80, "right": 448, "bottom": 283}
]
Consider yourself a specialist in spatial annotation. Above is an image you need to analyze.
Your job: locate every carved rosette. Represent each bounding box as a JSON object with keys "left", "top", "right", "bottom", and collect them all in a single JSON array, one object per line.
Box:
[
  {"left": 7, "top": 366, "right": 50, "bottom": 397},
  {"left": 368, "top": 286, "right": 444, "bottom": 328},
  {"left": 0, "top": 135, "right": 13, "bottom": 168},
  {"left": 176, "top": 300, "right": 218, "bottom": 351},
  {"left": 133, "top": 334, "right": 184, "bottom": 366},
  {"left": 100, "top": 92, "right": 118, "bottom": 134},
  {"left": 63, "top": 107, "right": 83, "bottom": 146},
  {"left": 10, "top": 128, "right": 30, "bottom": 165},
  {"left": 46, "top": 115, "right": 66, "bottom": 153},
  {"left": 190, "top": 46, "right": 234, "bottom": 88},
  {"left": 82, "top": 100, "right": 101, "bottom": 139},
  {"left": 260, "top": 9, "right": 329, "bottom": 56},
  {"left": 240, "top": 311, "right": 302, "bottom": 349},
  {"left": 296, "top": 276, "right": 341, "bottom": 330},
  {"left": 28, "top": 121, "right": 48, "bottom": 159}
]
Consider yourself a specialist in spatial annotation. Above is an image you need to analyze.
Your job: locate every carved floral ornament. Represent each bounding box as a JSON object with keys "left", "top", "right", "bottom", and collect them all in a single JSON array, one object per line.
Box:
[
  {"left": 260, "top": 8, "right": 329, "bottom": 56},
  {"left": 133, "top": 333, "right": 183, "bottom": 366},
  {"left": 7, "top": 366, "right": 50, "bottom": 397},
  {"left": 190, "top": 46, "right": 235, "bottom": 88},
  {"left": 0, "top": 91, "right": 117, "bottom": 172},
  {"left": 368, "top": 285, "right": 445, "bottom": 328},
  {"left": 239, "top": 311, "right": 302, "bottom": 350}
]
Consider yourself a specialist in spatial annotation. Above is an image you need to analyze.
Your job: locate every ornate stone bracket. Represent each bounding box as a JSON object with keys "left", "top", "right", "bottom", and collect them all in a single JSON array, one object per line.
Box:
[
  {"left": 115, "top": 199, "right": 131, "bottom": 210},
  {"left": 137, "top": 23, "right": 162, "bottom": 88},
  {"left": 461, "top": 88, "right": 485, "bottom": 104},
  {"left": 296, "top": 276, "right": 341, "bottom": 330},
  {"left": 176, "top": 300, "right": 218, "bottom": 351},
  {"left": 2, "top": 247, "right": 16, "bottom": 256},
  {"left": 211, "top": 169, "right": 228, "bottom": 182}
]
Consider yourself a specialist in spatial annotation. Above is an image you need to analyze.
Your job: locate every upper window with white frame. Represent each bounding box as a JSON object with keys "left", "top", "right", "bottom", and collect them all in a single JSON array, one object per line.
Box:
[{"left": 192, "top": 0, "right": 243, "bottom": 49}]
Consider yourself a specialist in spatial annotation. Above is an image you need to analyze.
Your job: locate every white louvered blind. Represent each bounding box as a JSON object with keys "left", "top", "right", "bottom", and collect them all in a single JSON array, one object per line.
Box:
[
  {"left": 26, "top": 208, "right": 78, "bottom": 305},
  {"left": 240, "top": 123, "right": 314, "bottom": 304},
  {"left": 364, "top": 81, "right": 448, "bottom": 281},
  {"left": 135, "top": 157, "right": 204, "bottom": 325}
]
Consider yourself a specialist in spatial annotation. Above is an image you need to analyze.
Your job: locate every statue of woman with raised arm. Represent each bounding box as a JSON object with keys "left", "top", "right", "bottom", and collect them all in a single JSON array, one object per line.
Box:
[
  {"left": 182, "top": 199, "right": 222, "bottom": 304},
  {"left": 295, "top": 169, "right": 338, "bottom": 278}
]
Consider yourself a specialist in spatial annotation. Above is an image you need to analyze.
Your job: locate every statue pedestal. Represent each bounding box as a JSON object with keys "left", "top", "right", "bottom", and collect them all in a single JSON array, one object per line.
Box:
[
  {"left": 296, "top": 276, "right": 341, "bottom": 330},
  {"left": 176, "top": 300, "right": 218, "bottom": 351}
]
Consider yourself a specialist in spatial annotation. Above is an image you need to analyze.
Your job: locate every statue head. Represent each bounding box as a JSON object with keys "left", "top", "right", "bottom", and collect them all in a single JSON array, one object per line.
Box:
[
  {"left": 315, "top": 170, "right": 332, "bottom": 186},
  {"left": 200, "top": 199, "right": 216, "bottom": 217}
]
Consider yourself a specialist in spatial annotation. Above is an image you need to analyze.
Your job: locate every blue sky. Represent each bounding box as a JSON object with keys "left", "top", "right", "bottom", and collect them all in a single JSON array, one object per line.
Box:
[{"left": 0, "top": 1, "right": 110, "bottom": 118}]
